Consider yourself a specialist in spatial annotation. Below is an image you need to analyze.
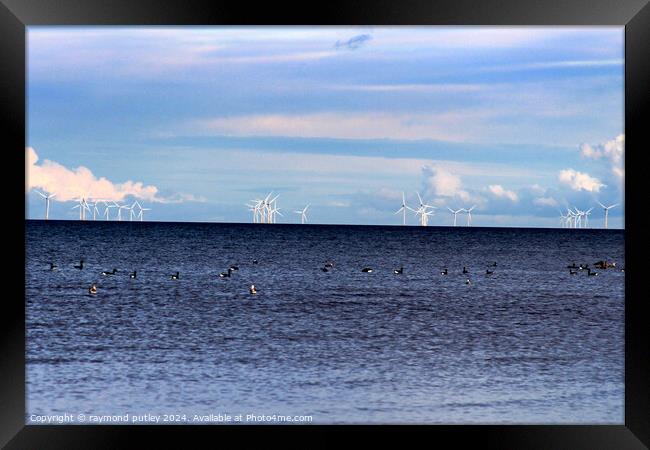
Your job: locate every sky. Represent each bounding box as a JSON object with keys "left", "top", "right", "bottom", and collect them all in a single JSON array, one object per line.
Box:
[{"left": 26, "top": 26, "right": 625, "bottom": 227}]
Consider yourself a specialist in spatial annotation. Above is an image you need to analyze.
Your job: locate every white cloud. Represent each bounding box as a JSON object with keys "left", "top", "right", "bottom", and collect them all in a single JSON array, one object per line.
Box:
[
  {"left": 487, "top": 184, "right": 519, "bottom": 202},
  {"left": 558, "top": 168, "right": 605, "bottom": 192},
  {"left": 579, "top": 134, "right": 624, "bottom": 179},
  {"left": 533, "top": 197, "right": 559, "bottom": 207},
  {"left": 421, "top": 165, "right": 471, "bottom": 202},
  {"left": 26, "top": 147, "right": 196, "bottom": 203}
]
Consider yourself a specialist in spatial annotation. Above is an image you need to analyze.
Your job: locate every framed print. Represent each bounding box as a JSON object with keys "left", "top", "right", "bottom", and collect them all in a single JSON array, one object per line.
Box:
[{"left": 2, "top": 0, "right": 649, "bottom": 447}]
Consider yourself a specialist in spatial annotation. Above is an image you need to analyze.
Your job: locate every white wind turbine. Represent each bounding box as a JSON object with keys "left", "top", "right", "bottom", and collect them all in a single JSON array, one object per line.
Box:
[
  {"left": 413, "top": 192, "right": 436, "bottom": 226},
  {"left": 88, "top": 200, "right": 101, "bottom": 220},
  {"left": 138, "top": 207, "right": 151, "bottom": 222},
  {"left": 130, "top": 200, "right": 142, "bottom": 221},
  {"left": 597, "top": 201, "right": 619, "bottom": 229},
  {"left": 394, "top": 192, "right": 414, "bottom": 225},
  {"left": 572, "top": 207, "right": 585, "bottom": 228},
  {"left": 35, "top": 190, "right": 56, "bottom": 220},
  {"left": 268, "top": 194, "right": 281, "bottom": 223},
  {"left": 448, "top": 207, "right": 463, "bottom": 227},
  {"left": 72, "top": 197, "right": 91, "bottom": 220},
  {"left": 463, "top": 205, "right": 477, "bottom": 226},
  {"left": 113, "top": 201, "right": 129, "bottom": 221},
  {"left": 294, "top": 205, "right": 310, "bottom": 224},
  {"left": 583, "top": 207, "right": 594, "bottom": 228},
  {"left": 101, "top": 201, "right": 115, "bottom": 220}
]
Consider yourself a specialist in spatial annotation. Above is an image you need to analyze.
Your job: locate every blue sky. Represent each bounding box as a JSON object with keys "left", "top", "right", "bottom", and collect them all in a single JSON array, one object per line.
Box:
[{"left": 26, "top": 26, "right": 624, "bottom": 227}]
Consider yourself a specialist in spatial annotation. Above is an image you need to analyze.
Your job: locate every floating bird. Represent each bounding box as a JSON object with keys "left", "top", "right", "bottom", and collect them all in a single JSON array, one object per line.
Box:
[
  {"left": 229, "top": 265, "right": 239, "bottom": 271},
  {"left": 324, "top": 262, "right": 335, "bottom": 268},
  {"left": 74, "top": 260, "right": 84, "bottom": 270},
  {"left": 462, "top": 266, "right": 469, "bottom": 274},
  {"left": 129, "top": 271, "right": 137, "bottom": 279},
  {"left": 587, "top": 268, "right": 598, "bottom": 276},
  {"left": 88, "top": 284, "right": 97, "bottom": 295},
  {"left": 171, "top": 272, "right": 179, "bottom": 280},
  {"left": 249, "top": 284, "right": 257, "bottom": 294},
  {"left": 441, "top": 268, "right": 448, "bottom": 275},
  {"left": 465, "top": 279, "right": 471, "bottom": 285},
  {"left": 253, "top": 259, "right": 259, "bottom": 264},
  {"left": 321, "top": 267, "right": 329, "bottom": 272},
  {"left": 49, "top": 262, "right": 57, "bottom": 271},
  {"left": 393, "top": 267, "right": 404, "bottom": 274},
  {"left": 485, "top": 269, "right": 493, "bottom": 275},
  {"left": 101, "top": 268, "right": 117, "bottom": 276},
  {"left": 361, "top": 268, "right": 373, "bottom": 273},
  {"left": 219, "top": 268, "right": 232, "bottom": 278}
]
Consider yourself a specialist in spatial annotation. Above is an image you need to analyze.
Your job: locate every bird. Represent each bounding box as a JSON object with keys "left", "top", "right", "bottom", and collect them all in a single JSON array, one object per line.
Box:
[
  {"left": 49, "top": 262, "right": 57, "bottom": 271},
  {"left": 74, "top": 260, "right": 84, "bottom": 270},
  {"left": 101, "top": 268, "right": 117, "bottom": 276},
  {"left": 465, "top": 279, "right": 471, "bottom": 285},
  {"left": 249, "top": 284, "right": 257, "bottom": 295},
  {"left": 170, "top": 272, "right": 179, "bottom": 280},
  {"left": 393, "top": 267, "right": 403, "bottom": 274},
  {"left": 324, "top": 261, "right": 335, "bottom": 268},
  {"left": 321, "top": 267, "right": 329, "bottom": 272},
  {"left": 462, "top": 266, "right": 469, "bottom": 274},
  {"left": 485, "top": 269, "right": 493, "bottom": 275},
  {"left": 219, "top": 268, "right": 232, "bottom": 278},
  {"left": 361, "top": 268, "right": 373, "bottom": 273},
  {"left": 229, "top": 265, "right": 239, "bottom": 271},
  {"left": 587, "top": 268, "right": 598, "bottom": 276},
  {"left": 88, "top": 284, "right": 97, "bottom": 295},
  {"left": 253, "top": 259, "right": 259, "bottom": 264},
  {"left": 441, "top": 268, "right": 448, "bottom": 275},
  {"left": 129, "top": 271, "right": 137, "bottom": 279}
]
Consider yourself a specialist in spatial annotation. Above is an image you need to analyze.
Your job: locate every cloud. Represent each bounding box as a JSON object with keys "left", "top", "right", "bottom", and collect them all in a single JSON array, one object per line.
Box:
[
  {"left": 26, "top": 147, "right": 195, "bottom": 203},
  {"left": 335, "top": 34, "right": 372, "bottom": 50},
  {"left": 533, "top": 196, "right": 559, "bottom": 207},
  {"left": 579, "top": 134, "right": 624, "bottom": 179},
  {"left": 488, "top": 184, "right": 519, "bottom": 202},
  {"left": 421, "top": 165, "right": 470, "bottom": 201},
  {"left": 558, "top": 168, "right": 605, "bottom": 192},
  {"left": 190, "top": 112, "right": 493, "bottom": 142},
  {"left": 482, "top": 59, "right": 623, "bottom": 73}
]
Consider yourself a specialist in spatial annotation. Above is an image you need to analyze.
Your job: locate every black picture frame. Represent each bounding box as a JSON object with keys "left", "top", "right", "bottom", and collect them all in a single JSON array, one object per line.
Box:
[{"left": 2, "top": 0, "right": 648, "bottom": 447}]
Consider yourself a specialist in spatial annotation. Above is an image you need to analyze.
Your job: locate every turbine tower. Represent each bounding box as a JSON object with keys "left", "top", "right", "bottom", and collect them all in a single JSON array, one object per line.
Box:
[
  {"left": 72, "top": 197, "right": 90, "bottom": 220},
  {"left": 597, "top": 201, "right": 619, "bottom": 229},
  {"left": 394, "top": 192, "right": 413, "bottom": 225},
  {"left": 413, "top": 192, "right": 436, "bottom": 226},
  {"left": 448, "top": 207, "right": 462, "bottom": 227},
  {"left": 463, "top": 205, "right": 476, "bottom": 226},
  {"left": 35, "top": 190, "right": 56, "bottom": 220},
  {"left": 294, "top": 205, "right": 310, "bottom": 224},
  {"left": 138, "top": 207, "right": 151, "bottom": 222}
]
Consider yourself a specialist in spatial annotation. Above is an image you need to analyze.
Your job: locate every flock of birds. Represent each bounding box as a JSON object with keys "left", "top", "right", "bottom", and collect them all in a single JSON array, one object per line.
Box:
[{"left": 46, "top": 256, "right": 620, "bottom": 297}]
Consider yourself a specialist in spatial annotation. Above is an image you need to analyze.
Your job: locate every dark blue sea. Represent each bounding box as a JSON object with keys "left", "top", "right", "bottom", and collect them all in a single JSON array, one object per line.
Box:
[{"left": 25, "top": 221, "right": 625, "bottom": 424}]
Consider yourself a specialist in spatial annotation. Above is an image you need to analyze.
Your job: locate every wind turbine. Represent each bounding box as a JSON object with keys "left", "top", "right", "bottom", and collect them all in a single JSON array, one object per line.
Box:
[
  {"left": 463, "top": 205, "right": 477, "bottom": 226},
  {"left": 88, "top": 200, "right": 101, "bottom": 220},
  {"left": 72, "top": 197, "right": 90, "bottom": 220},
  {"left": 597, "top": 201, "right": 619, "bottom": 229},
  {"left": 394, "top": 192, "right": 414, "bottom": 225},
  {"left": 130, "top": 200, "right": 142, "bottom": 221},
  {"left": 413, "top": 192, "right": 436, "bottom": 226},
  {"left": 35, "top": 190, "right": 56, "bottom": 220},
  {"left": 448, "top": 207, "right": 463, "bottom": 227},
  {"left": 138, "top": 207, "right": 151, "bottom": 222},
  {"left": 294, "top": 205, "right": 310, "bottom": 224},
  {"left": 101, "top": 201, "right": 115, "bottom": 220},
  {"left": 113, "top": 201, "right": 129, "bottom": 221},
  {"left": 583, "top": 207, "right": 594, "bottom": 228}
]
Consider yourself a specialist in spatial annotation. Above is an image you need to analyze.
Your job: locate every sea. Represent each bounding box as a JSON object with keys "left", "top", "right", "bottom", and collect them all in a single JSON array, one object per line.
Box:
[{"left": 25, "top": 220, "right": 625, "bottom": 424}]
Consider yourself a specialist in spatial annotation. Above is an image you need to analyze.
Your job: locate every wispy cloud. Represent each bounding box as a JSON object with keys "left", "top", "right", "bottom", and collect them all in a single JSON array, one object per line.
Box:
[
  {"left": 481, "top": 59, "right": 623, "bottom": 73},
  {"left": 335, "top": 34, "right": 372, "bottom": 50}
]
